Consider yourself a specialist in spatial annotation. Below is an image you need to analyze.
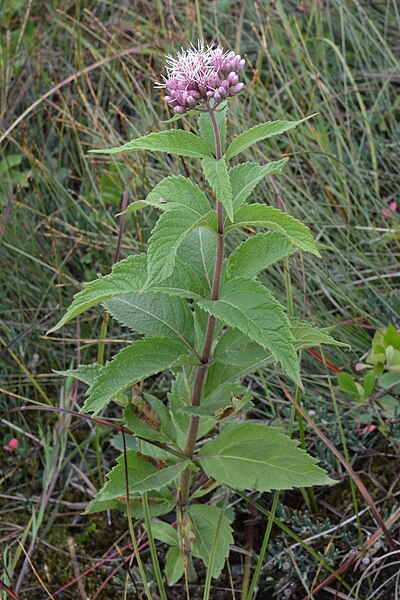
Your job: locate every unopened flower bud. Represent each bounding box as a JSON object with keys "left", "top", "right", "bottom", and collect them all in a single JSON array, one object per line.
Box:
[
  {"left": 228, "top": 72, "right": 238, "bottom": 84},
  {"left": 230, "top": 82, "right": 244, "bottom": 95},
  {"left": 187, "top": 95, "right": 197, "bottom": 107}
]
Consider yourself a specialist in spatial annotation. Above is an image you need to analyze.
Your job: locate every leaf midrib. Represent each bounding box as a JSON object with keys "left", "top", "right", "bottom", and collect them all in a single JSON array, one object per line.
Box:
[{"left": 197, "top": 453, "right": 317, "bottom": 475}]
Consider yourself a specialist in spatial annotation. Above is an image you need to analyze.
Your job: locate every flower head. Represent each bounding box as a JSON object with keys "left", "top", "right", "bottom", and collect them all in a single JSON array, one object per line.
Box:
[{"left": 156, "top": 41, "right": 245, "bottom": 114}]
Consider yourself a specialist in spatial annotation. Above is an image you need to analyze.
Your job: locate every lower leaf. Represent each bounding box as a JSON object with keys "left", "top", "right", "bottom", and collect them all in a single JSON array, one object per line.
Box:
[
  {"left": 165, "top": 547, "right": 184, "bottom": 586},
  {"left": 93, "top": 450, "right": 190, "bottom": 501},
  {"left": 197, "top": 422, "right": 333, "bottom": 491},
  {"left": 82, "top": 337, "right": 190, "bottom": 415},
  {"left": 187, "top": 504, "right": 233, "bottom": 579}
]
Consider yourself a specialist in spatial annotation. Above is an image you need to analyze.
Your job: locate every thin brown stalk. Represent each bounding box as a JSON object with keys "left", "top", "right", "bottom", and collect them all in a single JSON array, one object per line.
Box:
[{"left": 67, "top": 537, "right": 87, "bottom": 600}]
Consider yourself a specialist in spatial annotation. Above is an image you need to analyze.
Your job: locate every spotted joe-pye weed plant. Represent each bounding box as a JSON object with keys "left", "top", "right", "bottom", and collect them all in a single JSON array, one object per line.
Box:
[{"left": 50, "top": 41, "right": 345, "bottom": 591}]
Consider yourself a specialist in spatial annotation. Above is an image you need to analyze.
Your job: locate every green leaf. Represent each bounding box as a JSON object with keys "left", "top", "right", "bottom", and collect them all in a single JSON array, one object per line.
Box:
[
  {"left": 337, "top": 372, "right": 362, "bottom": 400},
  {"left": 230, "top": 158, "right": 289, "bottom": 211},
  {"left": 379, "top": 394, "right": 400, "bottom": 419},
  {"left": 104, "top": 293, "right": 195, "bottom": 347},
  {"left": 147, "top": 520, "right": 178, "bottom": 546},
  {"left": 363, "top": 370, "right": 376, "bottom": 398},
  {"left": 122, "top": 200, "right": 148, "bottom": 215},
  {"left": 82, "top": 337, "right": 190, "bottom": 414},
  {"left": 197, "top": 277, "right": 301, "bottom": 386},
  {"left": 90, "top": 130, "right": 212, "bottom": 158},
  {"left": 213, "top": 330, "right": 268, "bottom": 367},
  {"left": 379, "top": 372, "right": 400, "bottom": 390},
  {"left": 49, "top": 251, "right": 211, "bottom": 331},
  {"left": 187, "top": 504, "right": 233, "bottom": 579},
  {"left": 180, "top": 382, "right": 248, "bottom": 419},
  {"left": 165, "top": 547, "right": 184, "bottom": 586},
  {"left": 127, "top": 492, "right": 175, "bottom": 519},
  {"left": 124, "top": 408, "right": 167, "bottom": 444},
  {"left": 84, "top": 497, "right": 120, "bottom": 515},
  {"left": 124, "top": 393, "right": 175, "bottom": 444},
  {"left": 227, "top": 204, "right": 320, "bottom": 256},
  {"left": 149, "top": 226, "right": 217, "bottom": 300},
  {"left": 0, "top": 154, "right": 22, "bottom": 173},
  {"left": 155, "top": 258, "right": 209, "bottom": 299},
  {"left": 111, "top": 432, "right": 137, "bottom": 452},
  {"left": 50, "top": 250, "right": 213, "bottom": 336},
  {"left": 198, "top": 102, "right": 228, "bottom": 155},
  {"left": 225, "top": 116, "right": 315, "bottom": 160},
  {"left": 168, "top": 373, "right": 216, "bottom": 449},
  {"left": 143, "top": 176, "right": 210, "bottom": 214},
  {"left": 202, "top": 156, "right": 233, "bottom": 220},
  {"left": 56, "top": 363, "right": 103, "bottom": 386},
  {"left": 147, "top": 207, "right": 217, "bottom": 285},
  {"left": 95, "top": 451, "right": 190, "bottom": 500},
  {"left": 205, "top": 344, "right": 273, "bottom": 397},
  {"left": 84, "top": 489, "right": 175, "bottom": 517},
  {"left": 177, "top": 227, "right": 217, "bottom": 297},
  {"left": 206, "top": 319, "right": 345, "bottom": 395},
  {"left": 197, "top": 422, "right": 332, "bottom": 491},
  {"left": 49, "top": 217, "right": 217, "bottom": 334},
  {"left": 48, "top": 255, "right": 147, "bottom": 332},
  {"left": 227, "top": 232, "right": 296, "bottom": 279},
  {"left": 290, "top": 318, "right": 348, "bottom": 349},
  {"left": 384, "top": 324, "right": 400, "bottom": 349}
]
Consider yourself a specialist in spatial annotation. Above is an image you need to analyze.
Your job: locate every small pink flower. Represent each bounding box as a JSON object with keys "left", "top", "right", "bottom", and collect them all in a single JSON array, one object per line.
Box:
[
  {"left": 3, "top": 437, "right": 18, "bottom": 452},
  {"left": 355, "top": 423, "right": 376, "bottom": 435},
  {"left": 382, "top": 201, "right": 397, "bottom": 218},
  {"left": 156, "top": 40, "right": 245, "bottom": 114}
]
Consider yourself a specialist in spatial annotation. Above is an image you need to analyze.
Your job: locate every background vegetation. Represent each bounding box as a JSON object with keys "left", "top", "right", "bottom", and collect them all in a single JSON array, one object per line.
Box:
[{"left": 1, "top": 0, "right": 399, "bottom": 598}]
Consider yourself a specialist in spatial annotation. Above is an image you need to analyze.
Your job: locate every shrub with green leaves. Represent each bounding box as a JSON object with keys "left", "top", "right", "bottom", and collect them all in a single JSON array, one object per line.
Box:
[
  {"left": 50, "top": 41, "right": 343, "bottom": 589},
  {"left": 338, "top": 324, "right": 400, "bottom": 437}
]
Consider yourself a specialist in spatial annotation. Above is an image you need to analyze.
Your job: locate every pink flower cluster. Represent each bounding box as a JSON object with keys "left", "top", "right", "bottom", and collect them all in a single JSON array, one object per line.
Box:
[{"left": 157, "top": 41, "right": 245, "bottom": 114}]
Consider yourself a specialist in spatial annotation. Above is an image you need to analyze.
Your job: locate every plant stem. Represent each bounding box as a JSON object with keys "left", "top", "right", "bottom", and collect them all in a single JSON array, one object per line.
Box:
[
  {"left": 178, "top": 108, "right": 225, "bottom": 580},
  {"left": 179, "top": 108, "right": 224, "bottom": 502}
]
